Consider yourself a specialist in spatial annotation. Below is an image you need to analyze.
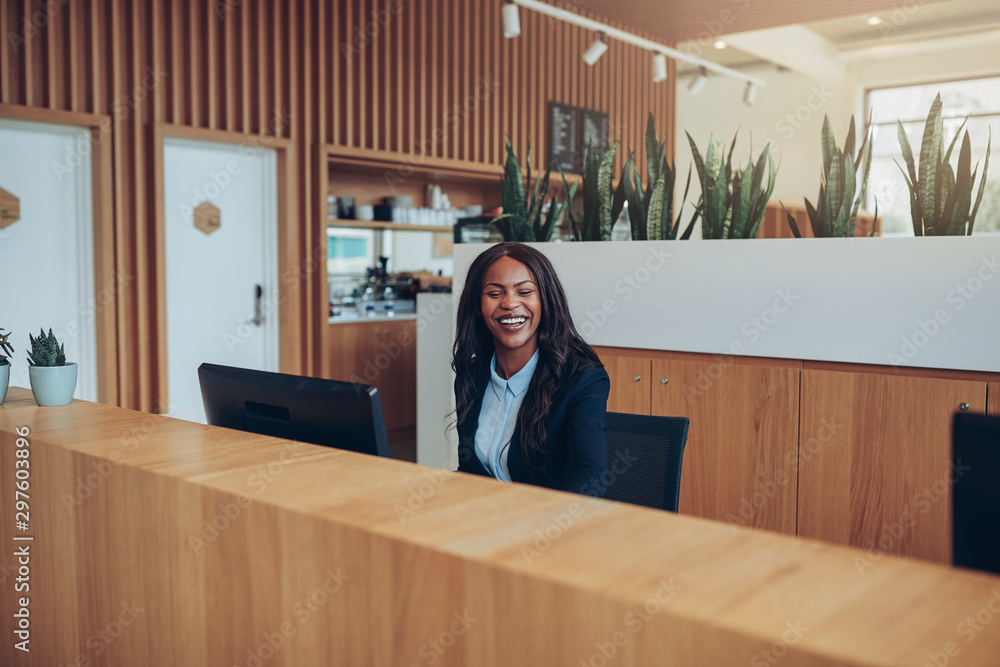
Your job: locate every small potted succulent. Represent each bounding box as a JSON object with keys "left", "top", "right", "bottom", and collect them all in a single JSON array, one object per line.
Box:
[
  {"left": 27, "top": 328, "right": 77, "bottom": 406},
  {"left": 0, "top": 328, "right": 12, "bottom": 405}
]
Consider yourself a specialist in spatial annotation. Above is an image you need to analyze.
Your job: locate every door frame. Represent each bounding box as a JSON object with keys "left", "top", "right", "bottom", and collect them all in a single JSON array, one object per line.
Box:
[
  {"left": 0, "top": 103, "right": 118, "bottom": 405},
  {"left": 153, "top": 125, "right": 298, "bottom": 413}
]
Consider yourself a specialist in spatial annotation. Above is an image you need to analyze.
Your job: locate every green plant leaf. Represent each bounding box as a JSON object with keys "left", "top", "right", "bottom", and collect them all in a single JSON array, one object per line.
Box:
[
  {"left": 821, "top": 116, "right": 836, "bottom": 177},
  {"left": 781, "top": 202, "right": 802, "bottom": 238},
  {"left": 598, "top": 140, "right": 620, "bottom": 241},
  {"left": 969, "top": 129, "right": 991, "bottom": 235},
  {"left": 645, "top": 112, "right": 661, "bottom": 186},
  {"left": 844, "top": 115, "right": 856, "bottom": 160},
  {"left": 647, "top": 173, "right": 666, "bottom": 240},
  {"left": 918, "top": 93, "right": 943, "bottom": 233},
  {"left": 671, "top": 167, "right": 693, "bottom": 240}
]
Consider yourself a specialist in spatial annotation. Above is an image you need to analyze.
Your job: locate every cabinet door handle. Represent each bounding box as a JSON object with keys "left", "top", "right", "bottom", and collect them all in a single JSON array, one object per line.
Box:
[
  {"left": 251, "top": 284, "right": 264, "bottom": 326},
  {"left": 959, "top": 402, "right": 970, "bottom": 411},
  {"left": 633, "top": 375, "right": 641, "bottom": 382},
  {"left": 661, "top": 378, "right": 669, "bottom": 384}
]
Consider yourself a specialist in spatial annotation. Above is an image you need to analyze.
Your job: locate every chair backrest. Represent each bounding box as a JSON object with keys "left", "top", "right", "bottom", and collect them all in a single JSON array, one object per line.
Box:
[
  {"left": 952, "top": 412, "right": 1000, "bottom": 574},
  {"left": 604, "top": 412, "right": 690, "bottom": 512}
]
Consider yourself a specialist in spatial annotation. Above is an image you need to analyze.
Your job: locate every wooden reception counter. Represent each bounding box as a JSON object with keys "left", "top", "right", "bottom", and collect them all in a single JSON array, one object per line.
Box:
[{"left": 2, "top": 387, "right": 999, "bottom": 666}]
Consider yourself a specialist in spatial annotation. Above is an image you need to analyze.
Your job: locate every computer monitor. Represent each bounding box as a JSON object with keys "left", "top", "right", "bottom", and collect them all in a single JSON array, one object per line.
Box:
[
  {"left": 198, "top": 363, "right": 390, "bottom": 458},
  {"left": 952, "top": 412, "right": 1000, "bottom": 575}
]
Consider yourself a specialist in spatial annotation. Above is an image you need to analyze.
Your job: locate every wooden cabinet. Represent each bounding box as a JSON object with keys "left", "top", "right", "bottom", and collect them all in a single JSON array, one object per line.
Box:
[
  {"left": 651, "top": 357, "right": 801, "bottom": 534},
  {"left": 601, "top": 351, "right": 651, "bottom": 415},
  {"left": 989, "top": 382, "right": 1000, "bottom": 415},
  {"left": 596, "top": 347, "right": 801, "bottom": 533},
  {"left": 797, "top": 368, "right": 987, "bottom": 564},
  {"left": 325, "top": 319, "right": 417, "bottom": 434}
]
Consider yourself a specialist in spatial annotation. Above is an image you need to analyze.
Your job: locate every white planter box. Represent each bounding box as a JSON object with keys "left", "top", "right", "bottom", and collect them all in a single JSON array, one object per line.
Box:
[{"left": 453, "top": 237, "right": 1000, "bottom": 373}]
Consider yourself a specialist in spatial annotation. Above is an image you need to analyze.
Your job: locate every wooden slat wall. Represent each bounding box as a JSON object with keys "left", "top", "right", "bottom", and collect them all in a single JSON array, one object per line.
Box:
[{"left": 0, "top": 0, "right": 677, "bottom": 411}]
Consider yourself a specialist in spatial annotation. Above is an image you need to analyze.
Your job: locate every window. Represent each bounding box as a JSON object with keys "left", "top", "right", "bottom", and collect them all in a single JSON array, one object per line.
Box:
[{"left": 866, "top": 76, "right": 999, "bottom": 236}]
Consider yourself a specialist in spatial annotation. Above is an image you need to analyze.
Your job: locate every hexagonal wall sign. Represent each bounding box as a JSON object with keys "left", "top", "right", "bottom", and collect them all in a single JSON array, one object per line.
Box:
[
  {"left": 194, "top": 201, "right": 221, "bottom": 235},
  {"left": 0, "top": 187, "right": 20, "bottom": 230}
]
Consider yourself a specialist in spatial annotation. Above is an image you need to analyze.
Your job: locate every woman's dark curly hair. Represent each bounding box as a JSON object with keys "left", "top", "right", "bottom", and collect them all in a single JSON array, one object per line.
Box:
[{"left": 452, "top": 242, "right": 602, "bottom": 464}]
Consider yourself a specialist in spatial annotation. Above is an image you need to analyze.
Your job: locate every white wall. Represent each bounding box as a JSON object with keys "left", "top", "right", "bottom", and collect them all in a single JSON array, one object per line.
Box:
[
  {"left": 674, "top": 37, "right": 1000, "bottom": 231},
  {"left": 676, "top": 64, "right": 846, "bottom": 214}
]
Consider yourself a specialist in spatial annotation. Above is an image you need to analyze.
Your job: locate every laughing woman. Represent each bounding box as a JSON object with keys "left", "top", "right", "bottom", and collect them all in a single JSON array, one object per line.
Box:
[{"left": 452, "top": 242, "right": 610, "bottom": 497}]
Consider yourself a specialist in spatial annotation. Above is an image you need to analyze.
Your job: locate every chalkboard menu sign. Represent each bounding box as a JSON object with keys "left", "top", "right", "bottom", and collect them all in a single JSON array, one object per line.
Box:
[
  {"left": 581, "top": 109, "right": 610, "bottom": 164},
  {"left": 547, "top": 102, "right": 610, "bottom": 174},
  {"left": 548, "top": 102, "right": 579, "bottom": 173}
]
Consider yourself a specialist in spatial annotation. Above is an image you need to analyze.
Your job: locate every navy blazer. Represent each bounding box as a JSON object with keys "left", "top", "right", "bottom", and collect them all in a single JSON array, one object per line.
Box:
[{"left": 456, "top": 358, "right": 610, "bottom": 497}]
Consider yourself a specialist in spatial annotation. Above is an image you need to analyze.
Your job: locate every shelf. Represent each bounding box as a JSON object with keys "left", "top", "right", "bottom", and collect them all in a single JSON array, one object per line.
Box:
[{"left": 326, "top": 219, "right": 453, "bottom": 232}]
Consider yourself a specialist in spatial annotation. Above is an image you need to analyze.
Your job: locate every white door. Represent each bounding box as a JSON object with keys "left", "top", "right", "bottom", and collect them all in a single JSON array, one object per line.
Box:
[
  {"left": 0, "top": 119, "right": 98, "bottom": 401},
  {"left": 163, "top": 138, "right": 279, "bottom": 422}
]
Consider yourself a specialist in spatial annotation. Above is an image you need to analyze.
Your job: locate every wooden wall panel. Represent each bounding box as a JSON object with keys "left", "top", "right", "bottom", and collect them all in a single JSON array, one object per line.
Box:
[
  {"left": 651, "top": 357, "right": 801, "bottom": 534},
  {"left": 797, "top": 369, "right": 987, "bottom": 564},
  {"left": 0, "top": 0, "right": 677, "bottom": 412}
]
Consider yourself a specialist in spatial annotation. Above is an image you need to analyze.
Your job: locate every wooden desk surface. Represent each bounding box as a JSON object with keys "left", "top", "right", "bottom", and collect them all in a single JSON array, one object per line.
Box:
[{"left": 2, "top": 387, "right": 999, "bottom": 666}]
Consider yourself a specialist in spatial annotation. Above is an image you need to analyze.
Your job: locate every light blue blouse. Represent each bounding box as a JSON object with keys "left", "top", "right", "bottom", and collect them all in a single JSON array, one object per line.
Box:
[{"left": 474, "top": 349, "right": 540, "bottom": 482}]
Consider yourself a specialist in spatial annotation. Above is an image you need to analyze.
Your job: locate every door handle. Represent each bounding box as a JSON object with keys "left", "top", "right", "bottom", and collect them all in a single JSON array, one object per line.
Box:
[{"left": 251, "top": 284, "right": 264, "bottom": 326}]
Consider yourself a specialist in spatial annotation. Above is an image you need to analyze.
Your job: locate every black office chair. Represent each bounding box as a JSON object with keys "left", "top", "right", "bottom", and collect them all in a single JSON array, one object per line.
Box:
[
  {"left": 952, "top": 412, "right": 1000, "bottom": 575},
  {"left": 603, "top": 412, "right": 690, "bottom": 512}
]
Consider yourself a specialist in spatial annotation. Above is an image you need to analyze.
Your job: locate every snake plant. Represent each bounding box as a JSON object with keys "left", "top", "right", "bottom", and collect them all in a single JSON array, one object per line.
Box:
[
  {"left": 563, "top": 139, "right": 622, "bottom": 241},
  {"left": 28, "top": 328, "right": 66, "bottom": 367},
  {"left": 492, "top": 138, "right": 577, "bottom": 242},
  {"left": 783, "top": 114, "right": 878, "bottom": 238},
  {"left": 623, "top": 113, "right": 696, "bottom": 241},
  {"left": 686, "top": 131, "right": 777, "bottom": 239},
  {"left": 0, "top": 329, "right": 12, "bottom": 365},
  {"left": 896, "top": 93, "right": 992, "bottom": 236}
]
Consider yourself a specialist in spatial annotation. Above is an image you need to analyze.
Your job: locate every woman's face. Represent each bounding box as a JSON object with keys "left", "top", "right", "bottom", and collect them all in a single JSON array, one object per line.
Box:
[{"left": 480, "top": 256, "right": 542, "bottom": 355}]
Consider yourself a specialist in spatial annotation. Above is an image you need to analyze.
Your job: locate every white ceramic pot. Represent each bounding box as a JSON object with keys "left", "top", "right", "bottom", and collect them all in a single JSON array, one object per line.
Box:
[
  {"left": 0, "top": 362, "right": 8, "bottom": 405},
  {"left": 28, "top": 363, "right": 78, "bottom": 406}
]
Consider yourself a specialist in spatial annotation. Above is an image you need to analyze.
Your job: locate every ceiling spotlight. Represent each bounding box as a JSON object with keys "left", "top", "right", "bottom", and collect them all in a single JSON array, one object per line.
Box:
[
  {"left": 867, "top": 16, "right": 882, "bottom": 26},
  {"left": 742, "top": 81, "right": 757, "bottom": 107},
  {"left": 583, "top": 35, "right": 609, "bottom": 65},
  {"left": 688, "top": 67, "right": 708, "bottom": 95},
  {"left": 502, "top": 2, "right": 521, "bottom": 39},
  {"left": 713, "top": 40, "right": 727, "bottom": 49},
  {"left": 652, "top": 53, "right": 668, "bottom": 83}
]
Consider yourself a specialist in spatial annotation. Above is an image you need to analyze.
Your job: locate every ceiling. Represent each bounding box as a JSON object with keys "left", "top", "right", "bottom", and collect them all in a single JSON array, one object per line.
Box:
[
  {"left": 682, "top": 0, "right": 1000, "bottom": 71},
  {"left": 577, "top": 0, "right": 1000, "bottom": 74}
]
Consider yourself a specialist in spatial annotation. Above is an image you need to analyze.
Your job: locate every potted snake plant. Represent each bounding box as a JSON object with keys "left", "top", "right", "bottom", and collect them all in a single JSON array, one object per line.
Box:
[
  {"left": 0, "top": 328, "right": 11, "bottom": 405},
  {"left": 27, "top": 328, "right": 77, "bottom": 406}
]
